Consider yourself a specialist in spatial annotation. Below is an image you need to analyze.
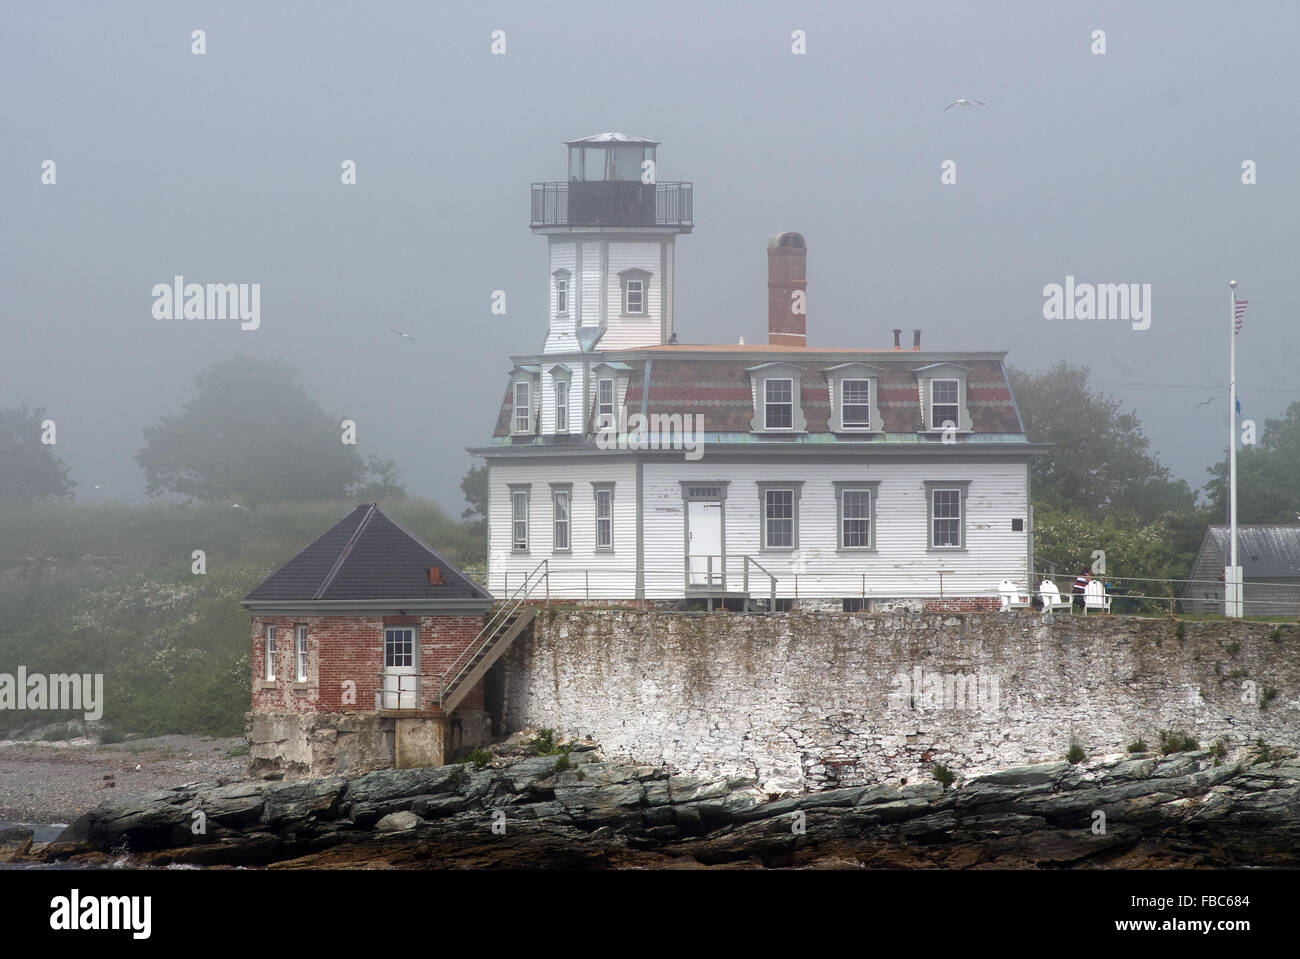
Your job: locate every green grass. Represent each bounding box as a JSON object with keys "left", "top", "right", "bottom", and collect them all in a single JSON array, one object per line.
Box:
[
  {"left": 1126, "top": 739, "right": 1148, "bottom": 754},
  {"left": 0, "top": 499, "right": 482, "bottom": 738},
  {"left": 1066, "top": 738, "right": 1087, "bottom": 764},
  {"left": 1158, "top": 729, "right": 1200, "bottom": 755},
  {"left": 932, "top": 763, "right": 955, "bottom": 788}
]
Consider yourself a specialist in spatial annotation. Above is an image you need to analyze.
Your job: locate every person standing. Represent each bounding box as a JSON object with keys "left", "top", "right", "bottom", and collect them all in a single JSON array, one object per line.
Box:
[{"left": 1072, "top": 568, "right": 1090, "bottom": 611}]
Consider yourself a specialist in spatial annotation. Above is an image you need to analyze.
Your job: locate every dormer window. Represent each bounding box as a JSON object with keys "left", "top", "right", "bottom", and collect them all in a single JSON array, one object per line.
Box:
[
  {"left": 914, "top": 363, "right": 972, "bottom": 434},
  {"left": 597, "top": 378, "right": 615, "bottom": 430},
  {"left": 823, "top": 363, "right": 882, "bottom": 433},
  {"left": 513, "top": 381, "right": 531, "bottom": 433},
  {"left": 765, "top": 379, "right": 793, "bottom": 429},
  {"left": 619, "top": 268, "right": 651, "bottom": 317},
  {"left": 746, "top": 362, "right": 807, "bottom": 434},
  {"left": 555, "top": 379, "right": 569, "bottom": 432},
  {"left": 930, "top": 379, "right": 959, "bottom": 429}
]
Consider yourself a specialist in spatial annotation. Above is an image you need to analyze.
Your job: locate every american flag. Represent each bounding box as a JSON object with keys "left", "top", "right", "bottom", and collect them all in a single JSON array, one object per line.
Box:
[{"left": 1234, "top": 297, "right": 1248, "bottom": 334}]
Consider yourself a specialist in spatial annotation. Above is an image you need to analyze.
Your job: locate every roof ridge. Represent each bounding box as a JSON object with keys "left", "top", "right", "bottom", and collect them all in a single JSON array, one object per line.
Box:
[{"left": 314, "top": 503, "right": 377, "bottom": 600}]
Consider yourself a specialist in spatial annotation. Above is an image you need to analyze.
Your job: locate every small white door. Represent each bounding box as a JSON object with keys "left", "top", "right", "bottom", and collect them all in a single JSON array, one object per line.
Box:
[
  {"left": 688, "top": 500, "right": 723, "bottom": 586},
  {"left": 382, "top": 627, "right": 417, "bottom": 709}
]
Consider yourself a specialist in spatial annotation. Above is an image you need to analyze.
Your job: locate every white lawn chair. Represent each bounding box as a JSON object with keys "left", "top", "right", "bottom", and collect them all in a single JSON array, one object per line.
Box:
[
  {"left": 1084, "top": 579, "right": 1112, "bottom": 613},
  {"left": 998, "top": 579, "right": 1032, "bottom": 611},
  {"left": 1039, "top": 579, "right": 1072, "bottom": 612}
]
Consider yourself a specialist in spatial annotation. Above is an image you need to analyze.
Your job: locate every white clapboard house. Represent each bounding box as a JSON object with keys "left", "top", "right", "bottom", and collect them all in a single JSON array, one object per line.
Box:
[{"left": 471, "top": 133, "right": 1045, "bottom": 610}]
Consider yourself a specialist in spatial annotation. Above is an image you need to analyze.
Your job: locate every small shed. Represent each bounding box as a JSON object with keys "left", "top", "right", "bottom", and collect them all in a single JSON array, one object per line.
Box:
[
  {"left": 1181, "top": 525, "right": 1300, "bottom": 616},
  {"left": 242, "top": 504, "right": 530, "bottom": 777}
]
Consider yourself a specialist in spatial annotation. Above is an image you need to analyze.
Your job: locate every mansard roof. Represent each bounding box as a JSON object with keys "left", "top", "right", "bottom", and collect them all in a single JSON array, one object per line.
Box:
[{"left": 487, "top": 346, "right": 1028, "bottom": 441}]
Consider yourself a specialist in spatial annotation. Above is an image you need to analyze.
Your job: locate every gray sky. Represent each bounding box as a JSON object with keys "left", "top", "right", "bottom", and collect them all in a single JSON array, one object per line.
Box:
[{"left": 3, "top": 0, "right": 1296, "bottom": 514}]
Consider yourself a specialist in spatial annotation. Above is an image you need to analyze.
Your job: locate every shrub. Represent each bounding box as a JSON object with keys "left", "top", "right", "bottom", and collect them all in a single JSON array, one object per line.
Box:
[
  {"left": 1066, "top": 738, "right": 1087, "bottom": 764},
  {"left": 1158, "top": 729, "right": 1199, "bottom": 755},
  {"left": 1261, "top": 687, "right": 1279, "bottom": 707},
  {"left": 932, "top": 764, "right": 955, "bottom": 788},
  {"left": 465, "top": 747, "right": 492, "bottom": 768},
  {"left": 1209, "top": 739, "right": 1228, "bottom": 762},
  {"left": 1126, "top": 739, "right": 1148, "bottom": 754},
  {"left": 1225, "top": 640, "right": 1240, "bottom": 656},
  {"left": 529, "top": 727, "right": 569, "bottom": 756},
  {"left": 1175, "top": 621, "right": 1186, "bottom": 640}
]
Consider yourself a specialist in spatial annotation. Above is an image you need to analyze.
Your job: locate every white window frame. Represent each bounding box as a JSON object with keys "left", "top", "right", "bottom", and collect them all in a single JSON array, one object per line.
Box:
[
  {"left": 597, "top": 378, "right": 616, "bottom": 430},
  {"left": 764, "top": 378, "right": 794, "bottom": 430},
  {"left": 555, "top": 277, "right": 568, "bottom": 315},
  {"left": 594, "top": 484, "right": 614, "bottom": 551},
  {"left": 264, "top": 624, "right": 276, "bottom": 681},
  {"left": 513, "top": 381, "right": 531, "bottom": 433},
  {"left": 551, "top": 485, "right": 571, "bottom": 552},
  {"left": 930, "top": 379, "right": 960, "bottom": 431},
  {"left": 841, "top": 378, "right": 872, "bottom": 429},
  {"left": 554, "top": 379, "right": 569, "bottom": 433},
  {"left": 510, "top": 485, "right": 530, "bottom": 552},
  {"left": 836, "top": 486, "right": 877, "bottom": 550},
  {"left": 924, "top": 481, "right": 970, "bottom": 550},
  {"left": 757, "top": 482, "right": 802, "bottom": 551},
  {"left": 625, "top": 279, "right": 644, "bottom": 314},
  {"left": 295, "top": 624, "right": 307, "bottom": 682}
]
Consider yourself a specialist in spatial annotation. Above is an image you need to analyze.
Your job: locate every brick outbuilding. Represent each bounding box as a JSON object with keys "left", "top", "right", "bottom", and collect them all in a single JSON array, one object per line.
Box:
[{"left": 241, "top": 503, "right": 520, "bottom": 777}]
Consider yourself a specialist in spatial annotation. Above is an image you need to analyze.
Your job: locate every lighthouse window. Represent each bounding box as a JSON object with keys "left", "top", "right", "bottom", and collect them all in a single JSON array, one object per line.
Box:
[
  {"left": 612, "top": 145, "right": 643, "bottom": 181},
  {"left": 625, "top": 280, "right": 644, "bottom": 314},
  {"left": 556, "top": 277, "right": 568, "bottom": 314}
]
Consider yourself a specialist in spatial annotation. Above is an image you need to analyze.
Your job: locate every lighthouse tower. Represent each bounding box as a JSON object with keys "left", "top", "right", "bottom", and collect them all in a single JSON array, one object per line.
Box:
[{"left": 530, "top": 133, "right": 693, "bottom": 354}]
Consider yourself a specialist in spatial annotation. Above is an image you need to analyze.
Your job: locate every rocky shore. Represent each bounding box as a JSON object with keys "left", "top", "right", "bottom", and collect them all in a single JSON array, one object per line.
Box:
[{"left": 6, "top": 744, "right": 1298, "bottom": 869}]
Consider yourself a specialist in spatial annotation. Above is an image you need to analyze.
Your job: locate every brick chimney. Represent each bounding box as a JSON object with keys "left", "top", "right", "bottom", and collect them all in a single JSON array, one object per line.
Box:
[{"left": 767, "top": 232, "right": 806, "bottom": 346}]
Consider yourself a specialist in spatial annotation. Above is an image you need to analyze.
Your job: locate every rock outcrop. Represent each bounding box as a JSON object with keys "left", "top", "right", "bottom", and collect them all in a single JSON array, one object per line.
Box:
[{"left": 12, "top": 745, "right": 1299, "bottom": 869}]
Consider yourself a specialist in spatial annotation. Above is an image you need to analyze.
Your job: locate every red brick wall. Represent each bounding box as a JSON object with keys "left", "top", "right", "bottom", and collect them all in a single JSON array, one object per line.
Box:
[{"left": 250, "top": 613, "right": 488, "bottom": 715}]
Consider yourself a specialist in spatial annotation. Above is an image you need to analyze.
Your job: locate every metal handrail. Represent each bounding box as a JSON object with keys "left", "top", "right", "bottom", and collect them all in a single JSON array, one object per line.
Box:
[
  {"left": 743, "top": 555, "right": 778, "bottom": 610},
  {"left": 438, "top": 559, "right": 548, "bottom": 706}
]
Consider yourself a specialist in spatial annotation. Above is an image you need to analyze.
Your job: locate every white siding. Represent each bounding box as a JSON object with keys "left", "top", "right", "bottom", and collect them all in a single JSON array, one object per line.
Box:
[
  {"left": 641, "top": 459, "right": 1029, "bottom": 600},
  {"left": 488, "top": 460, "right": 637, "bottom": 600},
  {"left": 580, "top": 240, "right": 602, "bottom": 328},
  {"left": 600, "top": 241, "right": 662, "bottom": 350}
]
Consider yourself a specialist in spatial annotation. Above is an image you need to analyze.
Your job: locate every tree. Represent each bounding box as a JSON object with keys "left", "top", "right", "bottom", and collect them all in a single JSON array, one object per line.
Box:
[
  {"left": 1204, "top": 401, "right": 1300, "bottom": 524},
  {"left": 0, "top": 406, "right": 75, "bottom": 504},
  {"left": 460, "top": 462, "right": 487, "bottom": 521},
  {"left": 1008, "top": 362, "right": 1196, "bottom": 524},
  {"left": 136, "top": 355, "right": 404, "bottom": 505}
]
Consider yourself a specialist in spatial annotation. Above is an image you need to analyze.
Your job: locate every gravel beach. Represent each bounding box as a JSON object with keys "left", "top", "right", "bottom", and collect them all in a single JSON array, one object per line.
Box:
[{"left": 0, "top": 735, "right": 247, "bottom": 824}]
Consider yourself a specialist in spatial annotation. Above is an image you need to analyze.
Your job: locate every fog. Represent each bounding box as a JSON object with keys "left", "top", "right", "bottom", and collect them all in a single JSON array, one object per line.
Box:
[{"left": 2, "top": 0, "right": 1295, "bottom": 512}]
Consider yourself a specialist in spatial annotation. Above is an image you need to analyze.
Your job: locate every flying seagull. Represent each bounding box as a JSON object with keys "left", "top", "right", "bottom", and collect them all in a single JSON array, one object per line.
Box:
[
  {"left": 229, "top": 502, "right": 245, "bottom": 510},
  {"left": 944, "top": 98, "right": 986, "bottom": 110},
  {"left": 1193, "top": 396, "right": 1220, "bottom": 409},
  {"left": 388, "top": 327, "right": 417, "bottom": 342}
]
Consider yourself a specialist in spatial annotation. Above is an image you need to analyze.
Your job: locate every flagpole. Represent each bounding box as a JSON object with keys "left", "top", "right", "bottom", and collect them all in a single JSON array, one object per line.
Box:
[{"left": 1228, "top": 279, "right": 1239, "bottom": 617}]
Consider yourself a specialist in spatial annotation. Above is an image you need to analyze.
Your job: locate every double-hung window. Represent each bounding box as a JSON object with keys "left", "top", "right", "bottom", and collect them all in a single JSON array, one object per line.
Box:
[
  {"left": 264, "top": 625, "right": 276, "bottom": 681},
  {"left": 594, "top": 485, "right": 614, "bottom": 550},
  {"left": 927, "top": 485, "right": 968, "bottom": 548},
  {"left": 930, "top": 379, "right": 959, "bottom": 430},
  {"left": 555, "top": 277, "right": 568, "bottom": 315},
  {"left": 552, "top": 487, "right": 570, "bottom": 551},
  {"left": 597, "top": 378, "right": 615, "bottom": 430},
  {"left": 625, "top": 279, "right": 644, "bottom": 314},
  {"left": 758, "top": 482, "right": 802, "bottom": 550},
  {"left": 510, "top": 487, "right": 530, "bottom": 551},
  {"left": 295, "top": 624, "right": 307, "bottom": 682},
  {"left": 841, "top": 379, "right": 871, "bottom": 429},
  {"left": 765, "top": 379, "right": 793, "bottom": 429},
  {"left": 514, "top": 382, "right": 531, "bottom": 432},
  {"left": 555, "top": 379, "right": 569, "bottom": 432},
  {"left": 842, "top": 489, "right": 871, "bottom": 548}
]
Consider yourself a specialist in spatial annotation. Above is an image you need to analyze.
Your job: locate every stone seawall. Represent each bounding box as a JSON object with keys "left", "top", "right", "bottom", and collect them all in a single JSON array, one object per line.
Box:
[{"left": 495, "top": 610, "right": 1300, "bottom": 792}]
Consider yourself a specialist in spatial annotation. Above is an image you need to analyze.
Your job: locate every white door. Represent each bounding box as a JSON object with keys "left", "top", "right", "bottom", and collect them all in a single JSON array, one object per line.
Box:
[
  {"left": 382, "top": 627, "right": 417, "bottom": 709},
  {"left": 687, "top": 500, "right": 723, "bottom": 586}
]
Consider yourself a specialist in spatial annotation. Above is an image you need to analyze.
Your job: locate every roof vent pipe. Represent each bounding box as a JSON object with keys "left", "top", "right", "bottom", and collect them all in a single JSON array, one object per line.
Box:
[
  {"left": 913, "top": 329, "right": 922, "bottom": 351},
  {"left": 892, "top": 329, "right": 902, "bottom": 350}
]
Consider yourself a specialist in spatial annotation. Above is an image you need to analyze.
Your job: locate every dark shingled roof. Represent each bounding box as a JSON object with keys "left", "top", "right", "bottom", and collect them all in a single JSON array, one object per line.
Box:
[
  {"left": 1198, "top": 525, "right": 1300, "bottom": 578},
  {"left": 243, "top": 504, "right": 490, "bottom": 605}
]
